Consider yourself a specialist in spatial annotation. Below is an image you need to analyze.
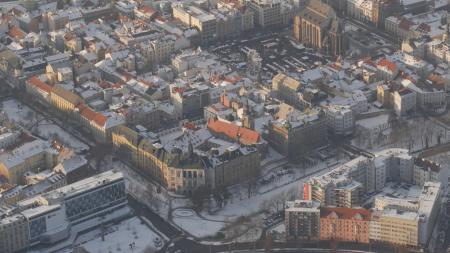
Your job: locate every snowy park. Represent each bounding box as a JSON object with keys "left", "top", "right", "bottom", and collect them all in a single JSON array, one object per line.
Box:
[
  {"left": 353, "top": 113, "right": 449, "bottom": 153},
  {"left": 78, "top": 217, "right": 163, "bottom": 253},
  {"left": 1, "top": 99, "right": 89, "bottom": 152}
]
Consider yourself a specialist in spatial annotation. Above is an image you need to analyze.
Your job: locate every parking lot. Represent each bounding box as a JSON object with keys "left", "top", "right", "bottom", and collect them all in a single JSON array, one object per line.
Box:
[{"left": 211, "top": 33, "right": 332, "bottom": 82}]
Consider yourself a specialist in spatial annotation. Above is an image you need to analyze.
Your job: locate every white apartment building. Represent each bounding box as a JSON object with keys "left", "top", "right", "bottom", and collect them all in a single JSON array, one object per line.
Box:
[
  {"left": 248, "top": 0, "right": 282, "bottom": 27},
  {"left": 304, "top": 148, "right": 414, "bottom": 206},
  {"left": 413, "top": 158, "right": 448, "bottom": 188},
  {"left": 402, "top": 78, "right": 447, "bottom": 114},
  {"left": 172, "top": 5, "right": 217, "bottom": 45},
  {"left": 393, "top": 88, "right": 416, "bottom": 117},
  {"left": 370, "top": 182, "right": 441, "bottom": 247},
  {"left": 347, "top": 0, "right": 377, "bottom": 24},
  {"left": 0, "top": 170, "right": 128, "bottom": 253},
  {"left": 324, "top": 105, "right": 354, "bottom": 136},
  {"left": 285, "top": 200, "right": 321, "bottom": 239}
]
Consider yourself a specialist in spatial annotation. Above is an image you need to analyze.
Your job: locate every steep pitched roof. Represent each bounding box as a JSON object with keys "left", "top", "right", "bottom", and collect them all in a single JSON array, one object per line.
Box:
[
  {"left": 377, "top": 58, "right": 397, "bottom": 72},
  {"left": 8, "top": 25, "right": 25, "bottom": 40},
  {"left": 26, "top": 76, "right": 52, "bottom": 94},
  {"left": 93, "top": 113, "right": 107, "bottom": 127},
  {"left": 78, "top": 104, "right": 97, "bottom": 121},
  {"left": 320, "top": 207, "right": 371, "bottom": 221},
  {"left": 51, "top": 85, "right": 82, "bottom": 106}
]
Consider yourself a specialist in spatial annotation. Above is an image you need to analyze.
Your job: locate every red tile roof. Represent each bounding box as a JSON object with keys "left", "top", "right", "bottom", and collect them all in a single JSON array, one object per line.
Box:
[
  {"left": 80, "top": 105, "right": 97, "bottom": 121},
  {"left": 140, "top": 5, "right": 157, "bottom": 16},
  {"left": 8, "top": 25, "right": 25, "bottom": 40},
  {"left": 207, "top": 118, "right": 260, "bottom": 145},
  {"left": 93, "top": 113, "right": 107, "bottom": 127},
  {"left": 26, "top": 76, "right": 52, "bottom": 94},
  {"left": 320, "top": 207, "right": 371, "bottom": 221},
  {"left": 183, "top": 121, "right": 199, "bottom": 131},
  {"left": 377, "top": 58, "right": 397, "bottom": 72}
]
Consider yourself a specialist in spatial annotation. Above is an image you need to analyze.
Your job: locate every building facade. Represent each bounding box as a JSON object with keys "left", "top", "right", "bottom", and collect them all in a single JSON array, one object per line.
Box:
[
  {"left": 320, "top": 207, "right": 371, "bottom": 243},
  {"left": 285, "top": 200, "right": 321, "bottom": 240},
  {"left": 0, "top": 170, "right": 128, "bottom": 253},
  {"left": 293, "top": 0, "right": 346, "bottom": 56},
  {"left": 247, "top": 0, "right": 281, "bottom": 27}
]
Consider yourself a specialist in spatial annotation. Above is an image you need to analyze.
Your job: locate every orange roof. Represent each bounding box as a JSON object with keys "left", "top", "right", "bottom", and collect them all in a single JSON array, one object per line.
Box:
[
  {"left": 140, "top": 5, "right": 157, "bottom": 16},
  {"left": 207, "top": 118, "right": 260, "bottom": 145},
  {"left": 377, "top": 58, "right": 397, "bottom": 72},
  {"left": 183, "top": 121, "right": 199, "bottom": 131},
  {"left": 8, "top": 26, "right": 25, "bottom": 40},
  {"left": 26, "top": 76, "right": 52, "bottom": 93},
  {"left": 93, "top": 113, "right": 107, "bottom": 127},
  {"left": 80, "top": 105, "right": 97, "bottom": 121},
  {"left": 320, "top": 207, "right": 371, "bottom": 221}
]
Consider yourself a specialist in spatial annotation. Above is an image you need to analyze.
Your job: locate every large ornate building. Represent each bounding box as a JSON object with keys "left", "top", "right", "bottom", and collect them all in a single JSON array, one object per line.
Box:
[
  {"left": 293, "top": 0, "right": 346, "bottom": 56},
  {"left": 112, "top": 125, "right": 261, "bottom": 195}
]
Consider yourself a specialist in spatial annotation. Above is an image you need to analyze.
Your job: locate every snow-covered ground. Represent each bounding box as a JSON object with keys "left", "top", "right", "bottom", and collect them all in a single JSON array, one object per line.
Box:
[
  {"left": 35, "top": 120, "right": 89, "bottom": 152},
  {"left": 173, "top": 208, "right": 225, "bottom": 238},
  {"left": 1, "top": 99, "right": 89, "bottom": 152},
  {"left": 167, "top": 158, "right": 348, "bottom": 240},
  {"left": 353, "top": 114, "right": 449, "bottom": 153},
  {"left": 261, "top": 147, "right": 286, "bottom": 167},
  {"left": 28, "top": 207, "right": 133, "bottom": 253},
  {"left": 427, "top": 151, "right": 450, "bottom": 169},
  {"left": 201, "top": 160, "right": 342, "bottom": 221},
  {"left": 1, "top": 99, "right": 36, "bottom": 126},
  {"left": 79, "top": 217, "right": 163, "bottom": 253},
  {"left": 112, "top": 159, "right": 171, "bottom": 219},
  {"left": 269, "top": 223, "right": 286, "bottom": 242}
]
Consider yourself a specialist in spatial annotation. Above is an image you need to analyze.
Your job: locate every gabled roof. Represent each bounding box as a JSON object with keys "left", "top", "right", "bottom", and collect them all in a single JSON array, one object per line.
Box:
[
  {"left": 26, "top": 76, "right": 52, "bottom": 94},
  {"left": 320, "top": 207, "right": 371, "bottom": 221},
  {"left": 78, "top": 104, "right": 97, "bottom": 121},
  {"left": 377, "top": 58, "right": 397, "bottom": 72},
  {"left": 8, "top": 26, "right": 26, "bottom": 40},
  {"left": 93, "top": 113, "right": 107, "bottom": 127},
  {"left": 51, "top": 85, "right": 82, "bottom": 106}
]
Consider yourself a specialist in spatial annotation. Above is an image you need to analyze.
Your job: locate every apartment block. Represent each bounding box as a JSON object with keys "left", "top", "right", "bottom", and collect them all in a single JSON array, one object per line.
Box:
[{"left": 285, "top": 200, "right": 321, "bottom": 240}]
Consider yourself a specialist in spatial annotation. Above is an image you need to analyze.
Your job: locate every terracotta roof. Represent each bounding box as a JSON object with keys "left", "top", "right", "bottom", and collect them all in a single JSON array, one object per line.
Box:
[
  {"left": 183, "top": 121, "right": 199, "bottom": 131},
  {"left": 207, "top": 118, "right": 260, "bottom": 145},
  {"left": 427, "top": 74, "right": 444, "bottom": 86},
  {"left": 140, "top": 5, "right": 157, "bottom": 16},
  {"left": 93, "top": 113, "right": 107, "bottom": 127},
  {"left": 377, "top": 58, "right": 397, "bottom": 72},
  {"left": 80, "top": 105, "right": 97, "bottom": 121},
  {"left": 320, "top": 207, "right": 371, "bottom": 221},
  {"left": 8, "top": 25, "right": 25, "bottom": 40},
  {"left": 26, "top": 76, "right": 52, "bottom": 94},
  {"left": 172, "top": 87, "right": 185, "bottom": 95}
]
